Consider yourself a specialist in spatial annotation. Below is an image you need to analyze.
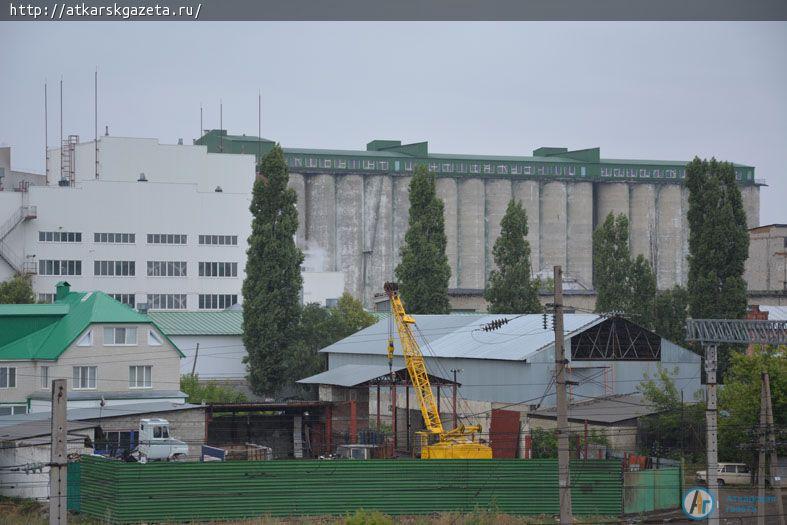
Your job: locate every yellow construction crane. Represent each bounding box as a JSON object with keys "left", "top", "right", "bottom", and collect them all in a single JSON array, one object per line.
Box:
[{"left": 384, "top": 282, "right": 492, "bottom": 459}]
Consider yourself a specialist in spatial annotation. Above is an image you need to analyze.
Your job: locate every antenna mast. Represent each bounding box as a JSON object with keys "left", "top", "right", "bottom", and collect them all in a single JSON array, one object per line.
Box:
[
  {"left": 95, "top": 68, "right": 99, "bottom": 179},
  {"left": 44, "top": 80, "right": 49, "bottom": 185}
]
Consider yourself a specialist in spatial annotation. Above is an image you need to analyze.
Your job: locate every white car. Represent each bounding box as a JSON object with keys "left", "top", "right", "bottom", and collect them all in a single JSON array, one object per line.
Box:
[
  {"left": 696, "top": 463, "right": 752, "bottom": 486},
  {"left": 136, "top": 418, "right": 189, "bottom": 462}
]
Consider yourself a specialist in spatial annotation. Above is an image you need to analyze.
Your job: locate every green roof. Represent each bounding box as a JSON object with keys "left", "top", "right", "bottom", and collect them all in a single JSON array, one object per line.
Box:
[
  {"left": 0, "top": 287, "right": 182, "bottom": 361},
  {"left": 147, "top": 310, "right": 243, "bottom": 336}
]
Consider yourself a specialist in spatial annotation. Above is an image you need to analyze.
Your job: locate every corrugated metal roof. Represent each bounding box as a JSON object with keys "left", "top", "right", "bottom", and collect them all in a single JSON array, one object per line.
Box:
[
  {"left": 27, "top": 389, "right": 186, "bottom": 401},
  {"left": 761, "top": 305, "right": 787, "bottom": 321},
  {"left": 0, "top": 288, "right": 181, "bottom": 360},
  {"left": 320, "top": 314, "right": 602, "bottom": 361},
  {"left": 0, "top": 402, "right": 205, "bottom": 428},
  {"left": 147, "top": 311, "right": 243, "bottom": 335},
  {"left": 297, "top": 364, "right": 453, "bottom": 387},
  {"left": 0, "top": 304, "right": 69, "bottom": 316},
  {"left": 0, "top": 420, "right": 96, "bottom": 442},
  {"left": 530, "top": 393, "right": 659, "bottom": 424}
]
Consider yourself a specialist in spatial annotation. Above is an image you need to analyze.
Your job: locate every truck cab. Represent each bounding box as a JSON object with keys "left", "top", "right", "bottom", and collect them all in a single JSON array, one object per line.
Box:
[{"left": 137, "top": 418, "right": 189, "bottom": 461}]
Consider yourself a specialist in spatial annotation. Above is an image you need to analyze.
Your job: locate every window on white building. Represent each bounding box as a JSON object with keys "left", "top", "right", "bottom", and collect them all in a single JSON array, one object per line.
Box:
[
  {"left": 104, "top": 327, "right": 137, "bottom": 346},
  {"left": 109, "top": 294, "right": 135, "bottom": 307},
  {"left": 38, "top": 293, "right": 55, "bottom": 303},
  {"left": 198, "top": 262, "right": 238, "bottom": 277},
  {"left": 40, "top": 366, "right": 49, "bottom": 389},
  {"left": 146, "top": 233, "right": 187, "bottom": 245},
  {"left": 0, "top": 367, "right": 16, "bottom": 388},
  {"left": 147, "top": 294, "right": 187, "bottom": 310},
  {"left": 129, "top": 366, "right": 152, "bottom": 389},
  {"left": 198, "top": 235, "right": 238, "bottom": 246},
  {"left": 73, "top": 366, "right": 97, "bottom": 390},
  {"left": 94, "top": 260, "right": 135, "bottom": 276},
  {"left": 94, "top": 233, "right": 135, "bottom": 243},
  {"left": 39, "top": 231, "right": 82, "bottom": 243},
  {"left": 199, "top": 294, "right": 238, "bottom": 310},
  {"left": 147, "top": 261, "right": 187, "bottom": 277},
  {"left": 39, "top": 260, "right": 82, "bottom": 276}
]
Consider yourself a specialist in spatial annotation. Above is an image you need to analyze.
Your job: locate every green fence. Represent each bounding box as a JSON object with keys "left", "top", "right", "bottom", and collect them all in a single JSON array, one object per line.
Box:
[
  {"left": 66, "top": 461, "right": 80, "bottom": 512},
  {"left": 623, "top": 467, "right": 682, "bottom": 514},
  {"left": 73, "top": 456, "right": 622, "bottom": 523}
]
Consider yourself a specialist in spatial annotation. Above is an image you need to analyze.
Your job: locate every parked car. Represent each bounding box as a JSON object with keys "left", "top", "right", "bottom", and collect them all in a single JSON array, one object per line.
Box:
[{"left": 696, "top": 463, "right": 751, "bottom": 486}]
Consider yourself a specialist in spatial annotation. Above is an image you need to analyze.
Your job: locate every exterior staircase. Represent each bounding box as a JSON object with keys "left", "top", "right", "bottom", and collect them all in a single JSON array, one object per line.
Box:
[{"left": 0, "top": 205, "right": 37, "bottom": 274}]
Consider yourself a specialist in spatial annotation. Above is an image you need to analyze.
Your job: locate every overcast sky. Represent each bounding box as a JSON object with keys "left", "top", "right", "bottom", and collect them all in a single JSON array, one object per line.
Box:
[{"left": 1, "top": 22, "right": 785, "bottom": 224}]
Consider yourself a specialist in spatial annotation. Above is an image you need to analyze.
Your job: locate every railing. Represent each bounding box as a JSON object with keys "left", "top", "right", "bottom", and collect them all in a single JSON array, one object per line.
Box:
[
  {"left": 0, "top": 207, "right": 23, "bottom": 241},
  {"left": 0, "top": 239, "right": 22, "bottom": 273}
]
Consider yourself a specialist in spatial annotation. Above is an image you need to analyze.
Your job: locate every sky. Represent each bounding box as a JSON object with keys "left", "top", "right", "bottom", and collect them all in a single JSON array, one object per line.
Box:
[{"left": 1, "top": 22, "right": 785, "bottom": 224}]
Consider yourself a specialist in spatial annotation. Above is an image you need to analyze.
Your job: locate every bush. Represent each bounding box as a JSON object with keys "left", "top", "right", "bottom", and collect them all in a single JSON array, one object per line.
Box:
[{"left": 344, "top": 509, "right": 394, "bottom": 525}]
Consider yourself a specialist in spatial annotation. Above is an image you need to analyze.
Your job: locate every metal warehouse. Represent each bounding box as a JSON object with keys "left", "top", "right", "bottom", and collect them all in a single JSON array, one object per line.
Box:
[{"left": 319, "top": 313, "right": 703, "bottom": 407}]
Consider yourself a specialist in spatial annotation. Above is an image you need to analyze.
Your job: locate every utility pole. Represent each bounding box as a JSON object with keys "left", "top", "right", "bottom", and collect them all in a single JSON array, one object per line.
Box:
[
  {"left": 758, "top": 376, "right": 767, "bottom": 525},
  {"left": 191, "top": 343, "right": 200, "bottom": 376},
  {"left": 450, "top": 368, "right": 462, "bottom": 428},
  {"left": 49, "top": 379, "right": 67, "bottom": 525},
  {"left": 553, "top": 265, "right": 573, "bottom": 524},
  {"left": 705, "top": 344, "right": 719, "bottom": 525},
  {"left": 763, "top": 372, "right": 786, "bottom": 525}
]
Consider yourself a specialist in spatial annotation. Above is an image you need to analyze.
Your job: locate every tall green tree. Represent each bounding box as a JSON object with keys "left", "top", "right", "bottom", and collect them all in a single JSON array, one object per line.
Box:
[
  {"left": 394, "top": 166, "right": 451, "bottom": 314},
  {"left": 653, "top": 286, "right": 689, "bottom": 346},
  {"left": 485, "top": 199, "right": 541, "bottom": 313},
  {"left": 242, "top": 145, "right": 304, "bottom": 395},
  {"left": 593, "top": 213, "right": 657, "bottom": 327},
  {"left": 593, "top": 213, "right": 635, "bottom": 314},
  {"left": 686, "top": 158, "right": 749, "bottom": 320},
  {"left": 718, "top": 348, "right": 786, "bottom": 462},
  {"left": 0, "top": 274, "right": 35, "bottom": 304}
]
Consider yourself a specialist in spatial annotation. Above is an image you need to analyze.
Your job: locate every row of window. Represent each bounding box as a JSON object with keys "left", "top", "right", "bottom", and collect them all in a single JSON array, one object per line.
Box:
[
  {"left": 64, "top": 365, "right": 151, "bottom": 389},
  {"left": 39, "top": 259, "right": 239, "bottom": 277},
  {"left": 38, "top": 232, "right": 238, "bottom": 246},
  {"left": 39, "top": 292, "right": 239, "bottom": 310},
  {"left": 284, "top": 155, "right": 754, "bottom": 182}
]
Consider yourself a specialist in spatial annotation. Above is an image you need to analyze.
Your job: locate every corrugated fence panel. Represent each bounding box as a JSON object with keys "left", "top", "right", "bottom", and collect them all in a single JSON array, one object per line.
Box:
[
  {"left": 623, "top": 467, "right": 681, "bottom": 514},
  {"left": 66, "top": 462, "right": 80, "bottom": 512},
  {"left": 77, "top": 456, "right": 621, "bottom": 523}
]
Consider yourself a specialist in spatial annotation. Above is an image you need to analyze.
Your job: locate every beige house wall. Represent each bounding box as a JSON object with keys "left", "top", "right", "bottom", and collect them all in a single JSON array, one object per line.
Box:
[{"left": 0, "top": 323, "right": 181, "bottom": 407}]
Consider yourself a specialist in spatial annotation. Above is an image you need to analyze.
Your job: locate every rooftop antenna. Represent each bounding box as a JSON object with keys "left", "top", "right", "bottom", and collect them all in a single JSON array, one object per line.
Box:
[
  {"left": 59, "top": 77, "right": 63, "bottom": 181},
  {"left": 44, "top": 80, "right": 49, "bottom": 185},
  {"left": 219, "top": 99, "right": 223, "bottom": 152},
  {"left": 199, "top": 102, "right": 203, "bottom": 139},
  {"left": 94, "top": 67, "right": 99, "bottom": 180}
]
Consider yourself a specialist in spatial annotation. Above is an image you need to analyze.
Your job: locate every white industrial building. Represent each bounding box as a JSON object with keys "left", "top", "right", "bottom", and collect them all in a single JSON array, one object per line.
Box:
[{"left": 0, "top": 137, "right": 343, "bottom": 310}]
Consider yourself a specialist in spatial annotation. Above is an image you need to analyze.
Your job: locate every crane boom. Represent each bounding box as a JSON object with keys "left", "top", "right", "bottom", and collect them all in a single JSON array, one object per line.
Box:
[
  {"left": 384, "top": 282, "right": 492, "bottom": 459},
  {"left": 385, "top": 282, "right": 443, "bottom": 435}
]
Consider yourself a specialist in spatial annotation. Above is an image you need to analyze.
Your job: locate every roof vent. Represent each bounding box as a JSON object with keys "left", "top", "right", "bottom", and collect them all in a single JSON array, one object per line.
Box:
[
  {"left": 138, "top": 172, "right": 147, "bottom": 182},
  {"left": 55, "top": 281, "right": 71, "bottom": 301},
  {"left": 214, "top": 186, "right": 223, "bottom": 192}
]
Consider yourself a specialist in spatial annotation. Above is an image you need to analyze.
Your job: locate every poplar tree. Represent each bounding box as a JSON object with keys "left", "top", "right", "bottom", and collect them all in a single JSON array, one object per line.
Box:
[
  {"left": 593, "top": 213, "right": 636, "bottom": 314},
  {"left": 242, "top": 145, "right": 304, "bottom": 395},
  {"left": 686, "top": 158, "right": 749, "bottom": 320},
  {"left": 593, "top": 212, "right": 657, "bottom": 327},
  {"left": 653, "top": 286, "right": 689, "bottom": 346},
  {"left": 394, "top": 166, "right": 451, "bottom": 314},
  {"left": 485, "top": 199, "right": 541, "bottom": 313}
]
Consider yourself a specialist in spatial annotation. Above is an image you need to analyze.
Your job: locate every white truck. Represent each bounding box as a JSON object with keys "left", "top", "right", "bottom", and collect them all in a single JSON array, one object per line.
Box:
[{"left": 135, "top": 418, "right": 189, "bottom": 462}]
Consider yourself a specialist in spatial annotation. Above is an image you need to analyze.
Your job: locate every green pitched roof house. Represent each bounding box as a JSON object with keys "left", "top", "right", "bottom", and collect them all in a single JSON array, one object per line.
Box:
[{"left": 0, "top": 282, "right": 185, "bottom": 415}]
